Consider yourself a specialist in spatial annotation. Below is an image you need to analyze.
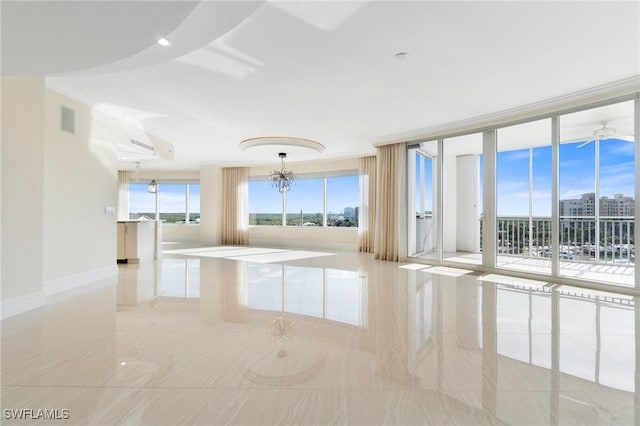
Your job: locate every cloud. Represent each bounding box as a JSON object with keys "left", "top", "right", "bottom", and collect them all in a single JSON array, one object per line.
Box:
[
  {"left": 499, "top": 150, "right": 531, "bottom": 161},
  {"left": 602, "top": 141, "right": 634, "bottom": 157}
]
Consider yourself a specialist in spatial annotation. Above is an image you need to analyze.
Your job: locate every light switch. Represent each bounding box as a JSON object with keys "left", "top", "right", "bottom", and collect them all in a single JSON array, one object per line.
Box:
[{"left": 105, "top": 206, "right": 116, "bottom": 214}]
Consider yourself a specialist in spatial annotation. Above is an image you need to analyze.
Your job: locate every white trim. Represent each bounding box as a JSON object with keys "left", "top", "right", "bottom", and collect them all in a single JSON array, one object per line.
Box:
[
  {"left": 43, "top": 265, "right": 118, "bottom": 297},
  {"left": 1, "top": 291, "right": 46, "bottom": 320},
  {"left": 376, "top": 76, "right": 640, "bottom": 146},
  {"left": 635, "top": 95, "right": 640, "bottom": 289},
  {"left": 239, "top": 136, "right": 325, "bottom": 153},
  {"left": 45, "top": 79, "right": 98, "bottom": 107}
]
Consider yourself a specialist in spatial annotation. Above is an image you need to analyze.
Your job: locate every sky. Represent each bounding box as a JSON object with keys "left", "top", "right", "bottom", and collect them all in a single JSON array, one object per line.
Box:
[
  {"left": 249, "top": 175, "right": 359, "bottom": 215},
  {"left": 413, "top": 137, "right": 635, "bottom": 217},
  {"left": 129, "top": 183, "right": 200, "bottom": 214},
  {"left": 497, "top": 138, "right": 634, "bottom": 216}
]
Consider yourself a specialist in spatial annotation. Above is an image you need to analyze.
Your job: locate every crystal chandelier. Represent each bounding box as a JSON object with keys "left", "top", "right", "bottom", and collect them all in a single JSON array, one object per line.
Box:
[{"left": 268, "top": 153, "right": 295, "bottom": 193}]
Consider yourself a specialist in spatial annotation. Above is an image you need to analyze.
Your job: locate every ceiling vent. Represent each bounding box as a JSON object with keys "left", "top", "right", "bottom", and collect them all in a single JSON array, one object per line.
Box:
[
  {"left": 60, "top": 105, "right": 75, "bottom": 134},
  {"left": 129, "top": 138, "right": 155, "bottom": 152}
]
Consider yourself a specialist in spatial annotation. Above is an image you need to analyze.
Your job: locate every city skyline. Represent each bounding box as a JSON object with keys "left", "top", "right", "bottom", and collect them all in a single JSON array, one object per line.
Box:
[{"left": 497, "top": 138, "right": 634, "bottom": 216}]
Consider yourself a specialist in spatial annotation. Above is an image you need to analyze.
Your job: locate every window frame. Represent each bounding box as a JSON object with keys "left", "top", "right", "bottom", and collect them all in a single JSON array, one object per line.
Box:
[
  {"left": 248, "top": 170, "right": 359, "bottom": 228},
  {"left": 128, "top": 181, "right": 200, "bottom": 225}
]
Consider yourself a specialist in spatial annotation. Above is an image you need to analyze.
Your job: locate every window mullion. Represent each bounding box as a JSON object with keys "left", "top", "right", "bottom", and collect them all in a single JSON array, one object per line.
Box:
[
  {"left": 282, "top": 190, "right": 287, "bottom": 226},
  {"left": 323, "top": 177, "right": 327, "bottom": 227},
  {"left": 185, "top": 184, "right": 190, "bottom": 224}
]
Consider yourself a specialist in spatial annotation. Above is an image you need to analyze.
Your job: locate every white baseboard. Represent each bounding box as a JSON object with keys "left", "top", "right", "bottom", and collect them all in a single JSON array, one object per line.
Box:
[
  {"left": 43, "top": 264, "right": 118, "bottom": 297},
  {"left": 1, "top": 291, "right": 46, "bottom": 320}
]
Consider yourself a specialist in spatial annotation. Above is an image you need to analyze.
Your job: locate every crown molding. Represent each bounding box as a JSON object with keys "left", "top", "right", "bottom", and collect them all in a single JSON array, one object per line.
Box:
[
  {"left": 239, "top": 136, "right": 325, "bottom": 153},
  {"left": 45, "top": 78, "right": 99, "bottom": 107},
  {"left": 376, "top": 76, "right": 640, "bottom": 146}
]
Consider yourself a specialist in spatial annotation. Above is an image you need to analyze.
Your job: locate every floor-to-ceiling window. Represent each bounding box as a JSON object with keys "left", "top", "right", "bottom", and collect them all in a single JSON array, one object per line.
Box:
[
  {"left": 559, "top": 100, "right": 635, "bottom": 286},
  {"left": 407, "top": 93, "right": 637, "bottom": 289},
  {"left": 409, "top": 140, "right": 438, "bottom": 259},
  {"left": 496, "top": 119, "right": 552, "bottom": 275}
]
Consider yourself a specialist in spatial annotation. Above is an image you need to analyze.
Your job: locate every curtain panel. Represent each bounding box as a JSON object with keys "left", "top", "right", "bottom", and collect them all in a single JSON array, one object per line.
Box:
[
  {"left": 116, "top": 170, "right": 130, "bottom": 221},
  {"left": 373, "top": 143, "right": 407, "bottom": 262},
  {"left": 358, "top": 155, "right": 377, "bottom": 253},
  {"left": 221, "top": 167, "right": 249, "bottom": 245}
]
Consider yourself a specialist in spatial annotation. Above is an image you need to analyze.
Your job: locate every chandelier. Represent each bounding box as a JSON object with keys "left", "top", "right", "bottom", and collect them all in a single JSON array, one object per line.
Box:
[{"left": 268, "top": 153, "right": 295, "bottom": 193}]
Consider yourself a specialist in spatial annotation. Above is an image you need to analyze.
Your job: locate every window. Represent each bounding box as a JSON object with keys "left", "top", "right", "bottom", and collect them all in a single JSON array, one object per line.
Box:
[
  {"left": 159, "top": 184, "right": 187, "bottom": 223},
  {"left": 559, "top": 100, "right": 635, "bottom": 282},
  {"left": 129, "top": 183, "right": 156, "bottom": 220},
  {"left": 286, "top": 178, "right": 323, "bottom": 226},
  {"left": 327, "top": 175, "right": 359, "bottom": 227},
  {"left": 128, "top": 182, "right": 200, "bottom": 224},
  {"left": 248, "top": 172, "right": 359, "bottom": 227},
  {"left": 496, "top": 118, "right": 552, "bottom": 274},
  {"left": 409, "top": 142, "right": 438, "bottom": 258},
  {"left": 249, "top": 180, "right": 282, "bottom": 225}
]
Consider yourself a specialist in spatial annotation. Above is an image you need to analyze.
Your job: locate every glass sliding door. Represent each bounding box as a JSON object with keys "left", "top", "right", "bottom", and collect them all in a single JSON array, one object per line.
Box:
[
  {"left": 442, "top": 133, "right": 483, "bottom": 265},
  {"left": 408, "top": 141, "right": 438, "bottom": 259},
  {"left": 559, "top": 100, "right": 635, "bottom": 287},
  {"left": 496, "top": 119, "right": 552, "bottom": 274}
]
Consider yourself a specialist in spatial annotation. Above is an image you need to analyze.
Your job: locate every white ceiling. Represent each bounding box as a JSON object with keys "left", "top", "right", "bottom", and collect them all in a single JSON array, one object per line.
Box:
[{"left": 2, "top": 1, "right": 639, "bottom": 169}]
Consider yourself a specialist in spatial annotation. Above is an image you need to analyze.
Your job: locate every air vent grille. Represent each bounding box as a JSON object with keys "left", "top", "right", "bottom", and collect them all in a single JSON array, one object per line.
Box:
[
  {"left": 130, "top": 138, "right": 155, "bottom": 152},
  {"left": 60, "top": 106, "right": 75, "bottom": 134}
]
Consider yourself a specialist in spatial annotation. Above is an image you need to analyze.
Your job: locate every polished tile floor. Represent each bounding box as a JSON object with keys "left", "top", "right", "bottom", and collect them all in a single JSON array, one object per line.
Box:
[{"left": 2, "top": 246, "right": 639, "bottom": 425}]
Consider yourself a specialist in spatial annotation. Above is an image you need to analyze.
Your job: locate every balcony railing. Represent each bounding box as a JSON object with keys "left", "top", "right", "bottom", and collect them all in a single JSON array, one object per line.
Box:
[
  {"left": 415, "top": 215, "right": 635, "bottom": 265},
  {"left": 497, "top": 216, "right": 635, "bottom": 265}
]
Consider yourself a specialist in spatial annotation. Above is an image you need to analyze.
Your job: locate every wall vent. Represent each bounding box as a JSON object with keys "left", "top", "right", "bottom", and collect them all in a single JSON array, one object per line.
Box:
[
  {"left": 60, "top": 105, "right": 75, "bottom": 134},
  {"left": 130, "top": 138, "right": 155, "bottom": 152}
]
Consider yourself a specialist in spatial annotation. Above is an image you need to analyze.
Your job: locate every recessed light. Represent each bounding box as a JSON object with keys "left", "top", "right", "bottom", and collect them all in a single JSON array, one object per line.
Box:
[
  {"left": 394, "top": 52, "right": 409, "bottom": 61},
  {"left": 158, "top": 38, "right": 170, "bottom": 46}
]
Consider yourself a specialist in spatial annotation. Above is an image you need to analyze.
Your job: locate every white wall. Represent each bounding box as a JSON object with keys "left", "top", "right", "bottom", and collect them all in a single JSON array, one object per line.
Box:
[
  {"left": 1, "top": 79, "right": 140, "bottom": 318},
  {"left": 42, "top": 89, "right": 119, "bottom": 285},
  {"left": 1, "top": 80, "right": 122, "bottom": 318},
  {"left": 456, "top": 155, "right": 480, "bottom": 252},
  {"left": 249, "top": 157, "right": 359, "bottom": 251},
  {"left": 1, "top": 77, "right": 46, "bottom": 312}
]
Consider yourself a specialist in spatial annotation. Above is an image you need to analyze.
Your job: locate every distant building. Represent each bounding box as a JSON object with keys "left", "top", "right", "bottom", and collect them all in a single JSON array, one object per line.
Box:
[
  {"left": 560, "top": 192, "right": 634, "bottom": 217},
  {"left": 344, "top": 207, "right": 355, "bottom": 219},
  {"left": 600, "top": 193, "right": 635, "bottom": 216}
]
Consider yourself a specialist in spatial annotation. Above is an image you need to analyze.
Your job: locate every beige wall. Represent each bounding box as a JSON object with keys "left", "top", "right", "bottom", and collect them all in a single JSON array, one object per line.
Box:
[
  {"left": 1, "top": 79, "right": 127, "bottom": 317},
  {"left": 249, "top": 156, "right": 358, "bottom": 177},
  {"left": 1, "top": 77, "right": 45, "bottom": 303},
  {"left": 42, "top": 89, "right": 119, "bottom": 282},
  {"left": 200, "top": 164, "right": 223, "bottom": 244},
  {"left": 250, "top": 226, "right": 357, "bottom": 251},
  {"left": 163, "top": 224, "right": 201, "bottom": 242}
]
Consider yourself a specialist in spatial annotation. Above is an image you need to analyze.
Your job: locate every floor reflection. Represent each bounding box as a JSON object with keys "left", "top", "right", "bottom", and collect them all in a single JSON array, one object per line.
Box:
[{"left": 1, "top": 247, "right": 637, "bottom": 425}]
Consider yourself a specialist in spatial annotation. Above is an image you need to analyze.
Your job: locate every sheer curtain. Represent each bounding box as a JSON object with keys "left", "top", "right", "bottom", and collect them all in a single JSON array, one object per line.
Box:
[
  {"left": 222, "top": 167, "right": 249, "bottom": 245},
  {"left": 358, "top": 155, "right": 377, "bottom": 253},
  {"left": 374, "top": 143, "right": 407, "bottom": 262},
  {"left": 117, "top": 170, "right": 130, "bottom": 220}
]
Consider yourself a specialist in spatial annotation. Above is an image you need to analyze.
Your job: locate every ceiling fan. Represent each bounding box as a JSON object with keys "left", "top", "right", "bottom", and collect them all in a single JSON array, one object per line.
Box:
[{"left": 572, "top": 121, "right": 635, "bottom": 148}]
